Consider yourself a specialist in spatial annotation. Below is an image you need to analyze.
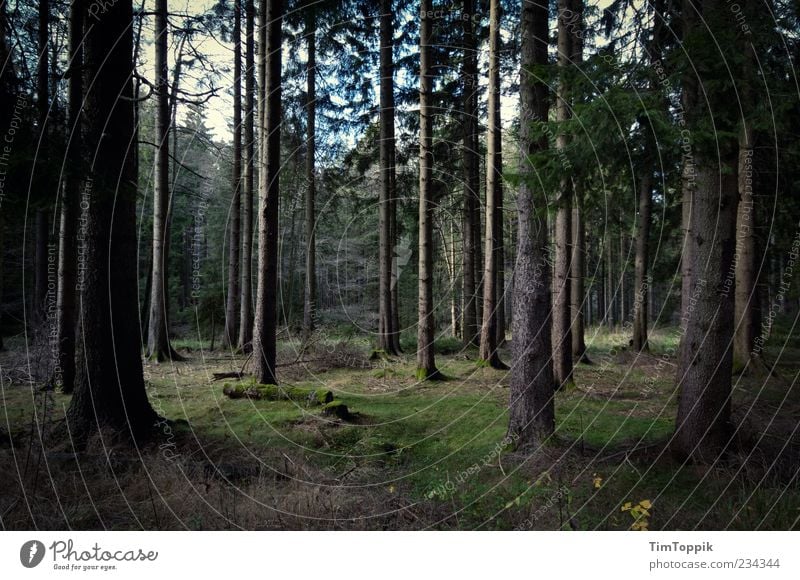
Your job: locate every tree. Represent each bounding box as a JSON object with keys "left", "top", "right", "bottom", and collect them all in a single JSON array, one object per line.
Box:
[
  {"left": 416, "top": 0, "right": 440, "bottom": 381},
  {"left": 552, "top": 0, "right": 578, "bottom": 388},
  {"left": 302, "top": 5, "right": 317, "bottom": 340},
  {"left": 508, "top": 0, "right": 554, "bottom": 447},
  {"left": 224, "top": 0, "right": 243, "bottom": 348},
  {"left": 673, "top": 0, "right": 738, "bottom": 461},
  {"left": 378, "top": 0, "right": 401, "bottom": 355},
  {"left": 238, "top": 0, "right": 256, "bottom": 351},
  {"left": 67, "top": 0, "right": 158, "bottom": 438},
  {"left": 478, "top": 0, "right": 506, "bottom": 369},
  {"left": 461, "top": 0, "right": 480, "bottom": 347},
  {"left": 54, "top": 0, "right": 82, "bottom": 392},
  {"left": 253, "top": 0, "right": 283, "bottom": 385},
  {"left": 33, "top": 0, "right": 50, "bottom": 325},
  {"left": 147, "top": 0, "right": 182, "bottom": 362}
]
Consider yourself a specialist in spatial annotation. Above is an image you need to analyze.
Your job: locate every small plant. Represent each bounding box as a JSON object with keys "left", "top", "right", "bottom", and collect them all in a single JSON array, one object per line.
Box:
[{"left": 621, "top": 499, "right": 652, "bottom": 530}]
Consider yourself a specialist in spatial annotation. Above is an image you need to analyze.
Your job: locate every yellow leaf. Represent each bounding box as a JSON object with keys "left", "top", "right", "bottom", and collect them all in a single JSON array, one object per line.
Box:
[
  {"left": 621, "top": 502, "right": 632, "bottom": 512},
  {"left": 639, "top": 499, "right": 652, "bottom": 509}
]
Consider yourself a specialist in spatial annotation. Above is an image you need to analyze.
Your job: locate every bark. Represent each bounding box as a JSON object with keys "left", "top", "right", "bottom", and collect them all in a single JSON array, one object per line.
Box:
[
  {"left": 461, "top": 0, "right": 479, "bottom": 347},
  {"left": 67, "top": 0, "right": 158, "bottom": 440},
  {"left": 224, "top": 0, "right": 243, "bottom": 348},
  {"left": 571, "top": 201, "right": 590, "bottom": 361},
  {"left": 238, "top": 0, "right": 255, "bottom": 350},
  {"left": 378, "top": 0, "right": 400, "bottom": 355},
  {"left": 508, "top": 0, "right": 554, "bottom": 448},
  {"left": 552, "top": 0, "right": 576, "bottom": 387},
  {"left": 302, "top": 9, "right": 316, "bottom": 339},
  {"left": 632, "top": 171, "right": 653, "bottom": 352},
  {"left": 55, "top": 0, "right": 83, "bottom": 393},
  {"left": 478, "top": 0, "right": 506, "bottom": 369},
  {"left": 733, "top": 111, "right": 762, "bottom": 372},
  {"left": 674, "top": 0, "right": 738, "bottom": 462},
  {"left": 252, "top": 0, "right": 283, "bottom": 385},
  {"left": 34, "top": 210, "right": 48, "bottom": 324},
  {"left": 416, "top": 0, "right": 440, "bottom": 380},
  {"left": 146, "top": 0, "right": 181, "bottom": 362},
  {"left": 33, "top": 0, "right": 49, "bottom": 326},
  {"left": 674, "top": 162, "right": 737, "bottom": 461}
]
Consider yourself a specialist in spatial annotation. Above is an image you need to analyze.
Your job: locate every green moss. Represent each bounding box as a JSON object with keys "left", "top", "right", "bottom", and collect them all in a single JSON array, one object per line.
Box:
[
  {"left": 222, "top": 383, "right": 333, "bottom": 405},
  {"left": 321, "top": 400, "right": 352, "bottom": 420}
]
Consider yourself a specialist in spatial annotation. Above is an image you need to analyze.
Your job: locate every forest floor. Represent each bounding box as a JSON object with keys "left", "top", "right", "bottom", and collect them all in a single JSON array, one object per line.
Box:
[{"left": 1, "top": 325, "right": 798, "bottom": 530}]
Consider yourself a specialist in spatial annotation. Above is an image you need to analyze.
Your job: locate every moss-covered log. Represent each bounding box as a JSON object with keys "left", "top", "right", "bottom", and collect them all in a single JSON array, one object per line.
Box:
[{"left": 223, "top": 383, "right": 333, "bottom": 405}]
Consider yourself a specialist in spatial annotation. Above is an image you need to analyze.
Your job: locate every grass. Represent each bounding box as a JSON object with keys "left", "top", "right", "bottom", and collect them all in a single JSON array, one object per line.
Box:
[{"left": 0, "top": 325, "right": 798, "bottom": 530}]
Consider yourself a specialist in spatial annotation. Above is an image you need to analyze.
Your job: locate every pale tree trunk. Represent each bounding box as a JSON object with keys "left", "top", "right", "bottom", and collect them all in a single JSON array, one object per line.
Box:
[
  {"left": 461, "top": 0, "right": 479, "bottom": 347},
  {"left": 238, "top": 0, "right": 255, "bottom": 350},
  {"left": 674, "top": 0, "right": 737, "bottom": 462},
  {"left": 146, "top": 0, "right": 181, "bottom": 362},
  {"left": 302, "top": 9, "right": 316, "bottom": 340},
  {"left": 253, "top": 0, "right": 283, "bottom": 385},
  {"left": 67, "top": 0, "right": 157, "bottom": 439},
  {"left": 632, "top": 171, "right": 653, "bottom": 351},
  {"left": 416, "top": 0, "right": 440, "bottom": 380},
  {"left": 55, "top": 0, "right": 82, "bottom": 392},
  {"left": 378, "top": 0, "right": 400, "bottom": 355},
  {"left": 479, "top": 0, "right": 506, "bottom": 369},
  {"left": 552, "top": 0, "right": 576, "bottom": 387},
  {"left": 509, "top": 0, "right": 554, "bottom": 447},
  {"left": 224, "top": 0, "right": 243, "bottom": 348}
]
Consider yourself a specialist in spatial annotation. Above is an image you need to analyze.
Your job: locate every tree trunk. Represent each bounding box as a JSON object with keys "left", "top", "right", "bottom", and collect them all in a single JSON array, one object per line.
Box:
[
  {"left": 378, "top": 0, "right": 400, "bottom": 355},
  {"left": 146, "top": 0, "right": 181, "bottom": 362},
  {"left": 571, "top": 201, "right": 590, "bottom": 362},
  {"left": 33, "top": 0, "right": 49, "bottom": 327},
  {"left": 238, "top": 0, "right": 255, "bottom": 351},
  {"left": 55, "top": 0, "right": 83, "bottom": 393},
  {"left": 674, "top": 0, "right": 737, "bottom": 462},
  {"left": 479, "top": 0, "right": 506, "bottom": 369},
  {"left": 302, "top": 9, "right": 317, "bottom": 340},
  {"left": 461, "top": 0, "right": 479, "bottom": 347},
  {"left": 508, "top": 0, "right": 554, "bottom": 448},
  {"left": 552, "top": 0, "right": 576, "bottom": 387},
  {"left": 632, "top": 171, "right": 653, "bottom": 352},
  {"left": 416, "top": 0, "right": 440, "bottom": 380},
  {"left": 253, "top": 0, "right": 283, "bottom": 385},
  {"left": 223, "top": 0, "right": 243, "bottom": 348},
  {"left": 67, "top": 0, "right": 158, "bottom": 440},
  {"left": 733, "top": 120, "right": 762, "bottom": 373}
]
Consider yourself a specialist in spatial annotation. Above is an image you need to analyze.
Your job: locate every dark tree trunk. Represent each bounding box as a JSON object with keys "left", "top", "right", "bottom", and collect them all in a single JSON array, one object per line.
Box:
[
  {"left": 571, "top": 201, "right": 590, "bottom": 362},
  {"left": 146, "top": 0, "right": 181, "bottom": 362},
  {"left": 55, "top": 0, "right": 83, "bottom": 393},
  {"left": 674, "top": 0, "right": 738, "bottom": 462},
  {"left": 224, "top": 0, "right": 243, "bottom": 348},
  {"left": 416, "top": 0, "right": 440, "bottom": 380},
  {"left": 461, "top": 0, "right": 479, "bottom": 347},
  {"left": 479, "top": 0, "right": 506, "bottom": 369},
  {"left": 33, "top": 0, "right": 49, "bottom": 326},
  {"left": 632, "top": 171, "right": 653, "bottom": 352},
  {"left": 552, "top": 0, "right": 577, "bottom": 387},
  {"left": 253, "top": 0, "right": 283, "bottom": 385},
  {"left": 238, "top": 0, "right": 255, "bottom": 351},
  {"left": 509, "top": 0, "right": 554, "bottom": 448},
  {"left": 302, "top": 9, "right": 317, "bottom": 340},
  {"left": 67, "top": 0, "right": 158, "bottom": 440},
  {"left": 378, "top": 0, "right": 400, "bottom": 355},
  {"left": 34, "top": 210, "right": 49, "bottom": 324}
]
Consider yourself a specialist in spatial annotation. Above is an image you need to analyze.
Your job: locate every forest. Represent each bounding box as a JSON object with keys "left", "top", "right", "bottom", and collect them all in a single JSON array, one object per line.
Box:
[{"left": 0, "top": 0, "right": 799, "bottom": 531}]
